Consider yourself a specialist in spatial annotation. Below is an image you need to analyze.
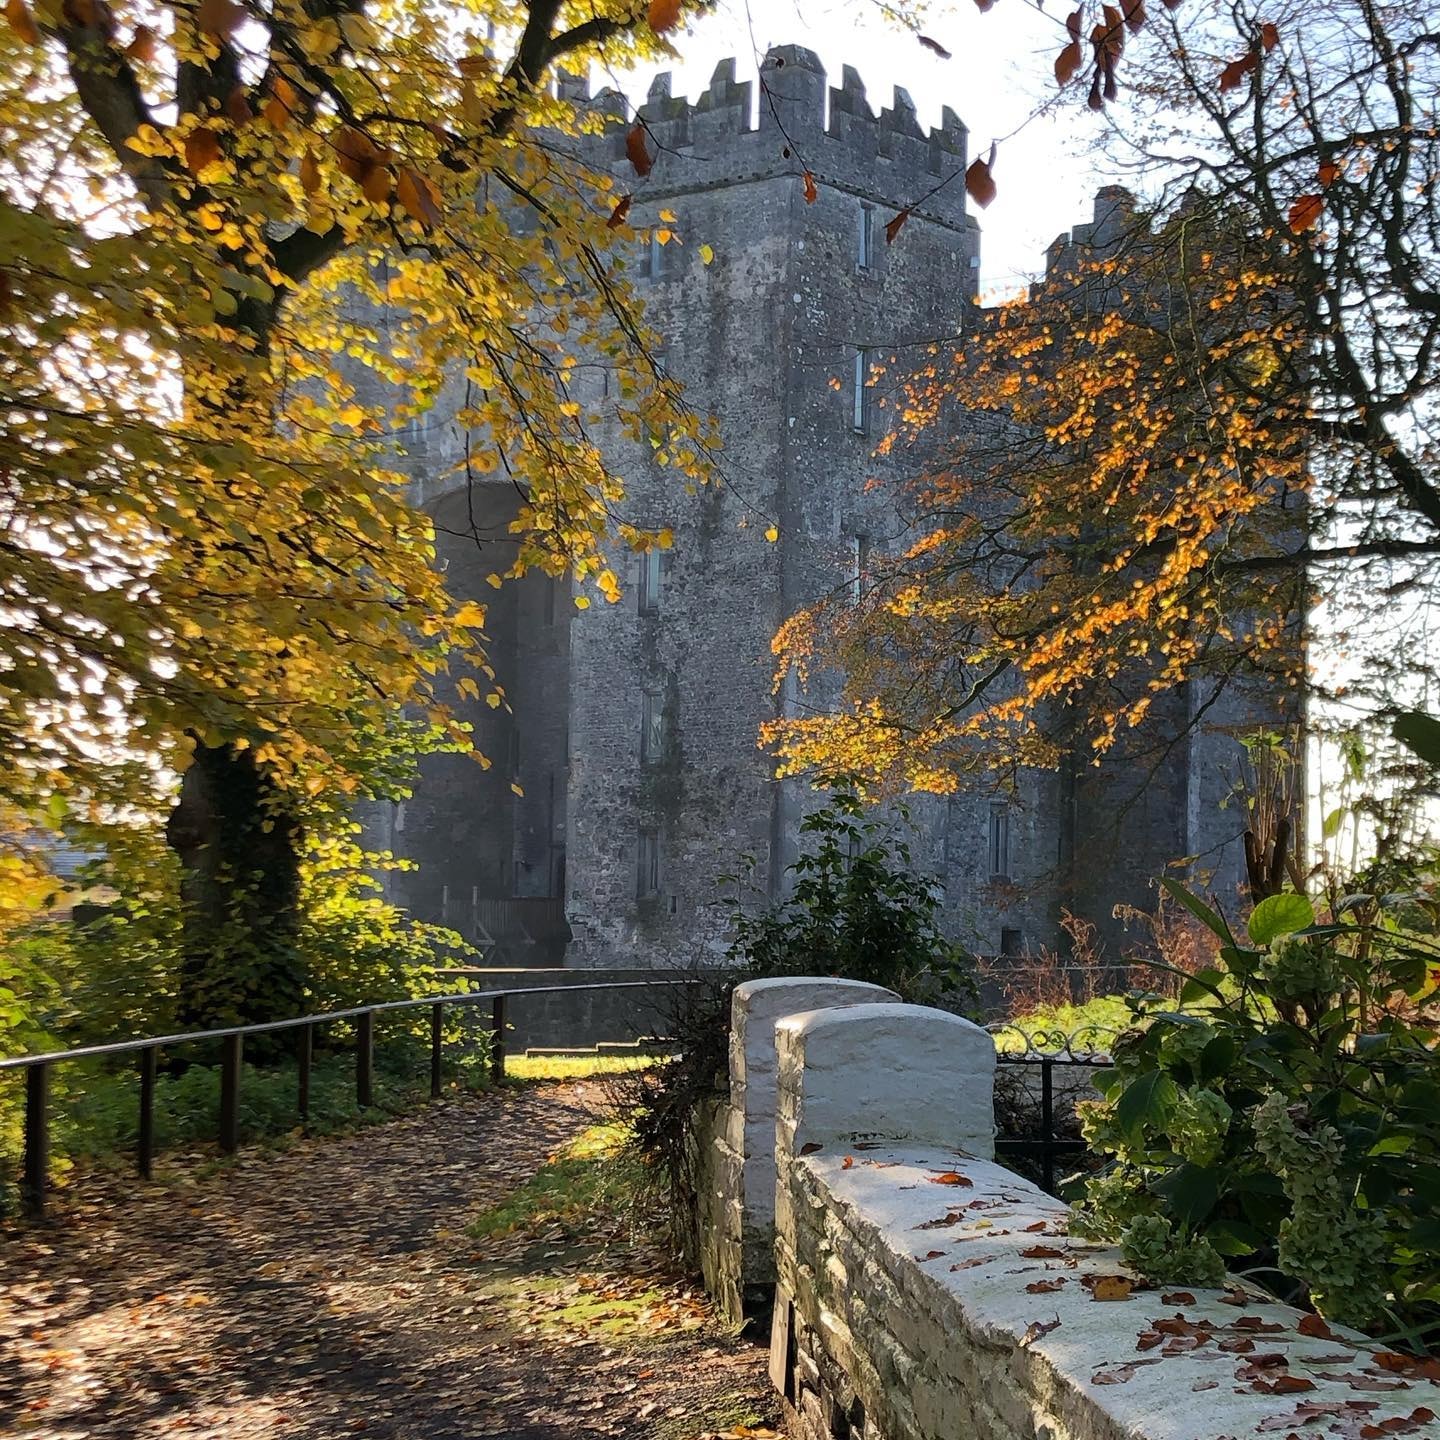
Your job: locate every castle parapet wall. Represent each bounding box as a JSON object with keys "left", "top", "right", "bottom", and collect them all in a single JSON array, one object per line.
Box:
[{"left": 566, "top": 45, "right": 972, "bottom": 234}]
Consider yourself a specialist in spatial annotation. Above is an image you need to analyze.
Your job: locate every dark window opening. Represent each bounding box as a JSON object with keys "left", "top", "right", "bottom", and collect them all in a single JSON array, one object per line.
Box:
[
  {"left": 638, "top": 548, "right": 663, "bottom": 614},
  {"left": 857, "top": 203, "right": 875, "bottom": 271},
  {"left": 852, "top": 348, "right": 870, "bottom": 434},
  {"left": 988, "top": 804, "right": 1011, "bottom": 881},
  {"left": 641, "top": 690, "right": 666, "bottom": 764},
  {"left": 637, "top": 827, "right": 661, "bottom": 898}
]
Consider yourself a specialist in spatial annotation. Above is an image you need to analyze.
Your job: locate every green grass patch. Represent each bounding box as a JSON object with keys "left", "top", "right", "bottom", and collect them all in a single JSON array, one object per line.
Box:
[
  {"left": 468, "top": 1120, "right": 640, "bottom": 1242},
  {"left": 995, "top": 994, "right": 1136, "bottom": 1051},
  {"left": 505, "top": 1053, "right": 658, "bottom": 1082}
]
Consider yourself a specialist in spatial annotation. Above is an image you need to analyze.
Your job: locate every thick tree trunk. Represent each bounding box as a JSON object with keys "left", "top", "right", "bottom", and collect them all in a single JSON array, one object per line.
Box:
[{"left": 166, "top": 741, "right": 305, "bottom": 1029}]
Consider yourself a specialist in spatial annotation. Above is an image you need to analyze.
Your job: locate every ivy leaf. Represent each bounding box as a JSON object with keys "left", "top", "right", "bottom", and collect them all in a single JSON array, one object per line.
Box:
[
  {"left": 1116, "top": 1070, "right": 1178, "bottom": 1143},
  {"left": 4, "top": 0, "right": 39, "bottom": 44},
  {"left": 1288, "top": 193, "right": 1324, "bottom": 232},
  {"left": 1393, "top": 711, "right": 1440, "bottom": 766},
  {"left": 606, "top": 194, "right": 633, "bottom": 229},
  {"left": 1159, "top": 876, "right": 1230, "bottom": 940},
  {"left": 647, "top": 0, "right": 682, "bottom": 33},
  {"left": 1260, "top": 21, "right": 1279, "bottom": 50},
  {"left": 966, "top": 145, "right": 997, "bottom": 209},
  {"left": 918, "top": 35, "right": 952, "bottom": 58},
  {"left": 1247, "top": 892, "right": 1315, "bottom": 945},
  {"left": 626, "top": 124, "right": 653, "bottom": 179},
  {"left": 885, "top": 207, "right": 910, "bottom": 244},
  {"left": 803, "top": 170, "right": 818, "bottom": 204},
  {"left": 1055, "top": 41, "right": 1083, "bottom": 86},
  {"left": 396, "top": 167, "right": 443, "bottom": 228}
]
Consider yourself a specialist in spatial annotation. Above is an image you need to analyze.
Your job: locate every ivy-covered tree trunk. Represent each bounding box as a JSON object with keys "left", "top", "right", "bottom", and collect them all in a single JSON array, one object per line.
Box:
[{"left": 166, "top": 740, "right": 305, "bottom": 1029}]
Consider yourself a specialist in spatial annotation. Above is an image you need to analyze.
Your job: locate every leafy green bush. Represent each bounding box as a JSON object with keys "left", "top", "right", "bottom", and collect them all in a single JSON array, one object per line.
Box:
[
  {"left": 621, "top": 778, "right": 980, "bottom": 1266},
  {"left": 0, "top": 824, "right": 476, "bottom": 1209},
  {"left": 726, "top": 779, "right": 979, "bottom": 1011},
  {"left": 1072, "top": 876, "right": 1440, "bottom": 1347}
]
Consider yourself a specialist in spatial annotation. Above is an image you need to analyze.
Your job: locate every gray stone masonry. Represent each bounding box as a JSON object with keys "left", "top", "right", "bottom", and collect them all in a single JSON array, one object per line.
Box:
[
  {"left": 365, "top": 45, "right": 1292, "bottom": 972},
  {"left": 763, "top": 995, "right": 1440, "bottom": 1440}
]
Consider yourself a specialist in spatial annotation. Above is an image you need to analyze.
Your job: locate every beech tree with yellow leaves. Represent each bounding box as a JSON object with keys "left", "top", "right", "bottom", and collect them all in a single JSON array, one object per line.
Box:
[
  {"left": 0, "top": 0, "right": 709, "bottom": 1026},
  {"left": 767, "top": 0, "right": 1440, "bottom": 820}
]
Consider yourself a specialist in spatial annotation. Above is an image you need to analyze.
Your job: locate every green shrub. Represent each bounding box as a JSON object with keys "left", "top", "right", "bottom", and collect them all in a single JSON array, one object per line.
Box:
[
  {"left": 727, "top": 779, "right": 978, "bottom": 1011},
  {"left": 1071, "top": 875, "right": 1440, "bottom": 1348},
  {"left": 621, "top": 777, "right": 979, "bottom": 1264}
]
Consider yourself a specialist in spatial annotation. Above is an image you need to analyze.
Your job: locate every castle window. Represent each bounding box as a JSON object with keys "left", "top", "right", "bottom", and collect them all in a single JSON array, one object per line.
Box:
[
  {"left": 638, "top": 548, "right": 663, "bottom": 614},
  {"left": 988, "top": 803, "right": 1011, "bottom": 881},
  {"left": 637, "top": 827, "right": 661, "bottom": 898},
  {"left": 1000, "top": 927, "right": 1023, "bottom": 958},
  {"left": 640, "top": 690, "right": 666, "bottom": 764},
  {"left": 646, "top": 230, "right": 667, "bottom": 279},
  {"left": 848, "top": 533, "right": 871, "bottom": 603},
  {"left": 857, "top": 204, "right": 875, "bottom": 271},
  {"left": 852, "top": 348, "right": 870, "bottom": 433}
]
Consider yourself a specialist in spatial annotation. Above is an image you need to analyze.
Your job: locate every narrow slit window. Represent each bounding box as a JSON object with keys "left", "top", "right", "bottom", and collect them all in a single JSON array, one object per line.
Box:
[
  {"left": 852, "top": 348, "right": 870, "bottom": 434},
  {"left": 637, "top": 827, "right": 661, "bottom": 898},
  {"left": 639, "top": 548, "right": 664, "bottom": 614},
  {"left": 988, "top": 804, "right": 1011, "bottom": 881},
  {"left": 640, "top": 690, "right": 666, "bottom": 764},
  {"left": 857, "top": 203, "right": 874, "bottom": 271},
  {"left": 848, "top": 533, "right": 871, "bottom": 603}
]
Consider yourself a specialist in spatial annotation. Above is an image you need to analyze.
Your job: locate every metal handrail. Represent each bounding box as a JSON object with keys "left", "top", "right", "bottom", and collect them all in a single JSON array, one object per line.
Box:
[
  {"left": 0, "top": 981, "right": 692, "bottom": 1071},
  {"left": 3, "top": 977, "right": 698, "bottom": 1221}
]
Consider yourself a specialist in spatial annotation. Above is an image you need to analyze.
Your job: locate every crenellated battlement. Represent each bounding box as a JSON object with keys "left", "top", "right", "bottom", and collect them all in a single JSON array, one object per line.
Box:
[
  {"left": 565, "top": 45, "right": 974, "bottom": 234},
  {"left": 1044, "top": 185, "right": 1141, "bottom": 277}
]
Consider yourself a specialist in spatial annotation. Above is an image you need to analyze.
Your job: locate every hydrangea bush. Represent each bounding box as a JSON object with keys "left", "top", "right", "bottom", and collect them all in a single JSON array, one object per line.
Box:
[{"left": 1070, "top": 879, "right": 1440, "bottom": 1346}]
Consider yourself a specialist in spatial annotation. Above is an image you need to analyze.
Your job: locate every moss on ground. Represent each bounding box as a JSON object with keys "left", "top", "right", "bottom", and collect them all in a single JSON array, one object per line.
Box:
[{"left": 467, "top": 1120, "right": 640, "bottom": 1242}]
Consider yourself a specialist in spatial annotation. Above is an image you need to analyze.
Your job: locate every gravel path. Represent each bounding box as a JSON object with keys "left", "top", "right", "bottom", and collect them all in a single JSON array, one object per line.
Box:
[{"left": 0, "top": 1080, "right": 779, "bottom": 1440}]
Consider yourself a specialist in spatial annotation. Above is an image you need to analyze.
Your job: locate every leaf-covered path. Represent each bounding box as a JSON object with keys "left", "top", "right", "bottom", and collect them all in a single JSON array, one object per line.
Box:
[{"left": 0, "top": 1080, "right": 780, "bottom": 1440}]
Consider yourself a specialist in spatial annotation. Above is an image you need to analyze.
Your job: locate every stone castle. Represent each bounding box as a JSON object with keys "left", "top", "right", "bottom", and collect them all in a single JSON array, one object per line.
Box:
[{"left": 366, "top": 46, "right": 1287, "bottom": 972}]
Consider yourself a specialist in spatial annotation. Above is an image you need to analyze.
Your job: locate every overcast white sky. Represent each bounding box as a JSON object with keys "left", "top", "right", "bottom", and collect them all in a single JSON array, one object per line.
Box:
[{"left": 598, "top": 0, "right": 1109, "bottom": 296}]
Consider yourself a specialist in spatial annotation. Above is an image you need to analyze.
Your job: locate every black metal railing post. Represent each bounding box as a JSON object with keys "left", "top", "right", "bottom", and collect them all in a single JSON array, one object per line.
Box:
[
  {"left": 430, "top": 1003, "right": 443, "bottom": 1099},
  {"left": 137, "top": 1046, "right": 156, "bottom": 1180},
  {"left": 297, "top": 1022, "right": 313, "bottom": 1132},
  {"left": 22, "top": 1062, "right": 49, "bottom": 1221},
  {"left": 356, "top": 1009, "right": 374, "bottom": 1110},
  {"left": 219, "top": 1034, "right": 242, "bottom": 1153},
  {"left": 0, "top": 978, "right": 696, "bottom": 1217},
  {"left": 490, "top": 995, "right": 506, "bottom": 1082}
]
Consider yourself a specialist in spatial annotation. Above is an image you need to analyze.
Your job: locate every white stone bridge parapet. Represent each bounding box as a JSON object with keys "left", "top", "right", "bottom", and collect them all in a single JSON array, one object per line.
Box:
[
  {"left": 697, "top": 978, "right": 899, "bottom": 1321},
  {"left": 695, "top": 980, "right": 1440, "bottom": 1440}
]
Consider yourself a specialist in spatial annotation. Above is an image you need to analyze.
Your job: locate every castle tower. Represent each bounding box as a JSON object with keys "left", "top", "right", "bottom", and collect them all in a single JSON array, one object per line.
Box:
[
  {"left": 369, "top": 49, "right": 1280, "bottom": 974},
  {"left": 558, "top": 47, "right": 984, "bottom": 965}
]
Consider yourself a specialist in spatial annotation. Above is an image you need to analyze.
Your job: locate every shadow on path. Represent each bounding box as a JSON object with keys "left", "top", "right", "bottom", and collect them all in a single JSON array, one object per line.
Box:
[{"left": 0, "top": 1081, "right": 778, "bottom": 1440}]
